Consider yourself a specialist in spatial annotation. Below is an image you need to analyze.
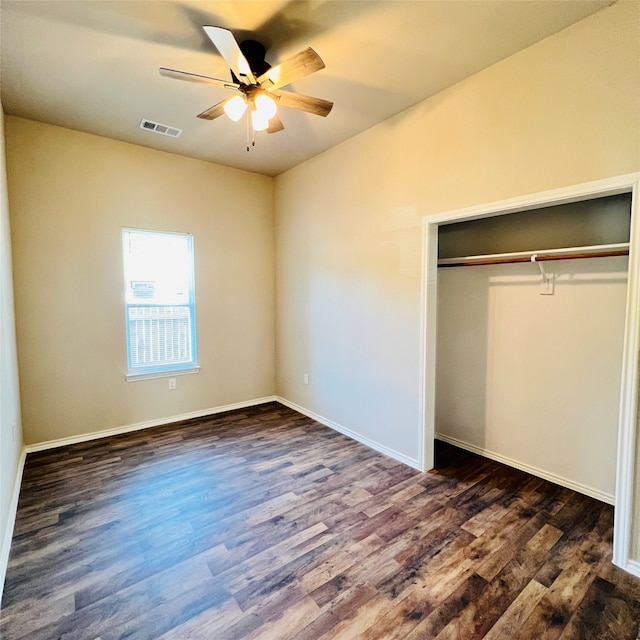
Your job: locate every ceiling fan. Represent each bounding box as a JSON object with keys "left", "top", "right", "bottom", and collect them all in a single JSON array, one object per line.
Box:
[{"left": 160, "top": 26, "right": 333, "bottom": 149}]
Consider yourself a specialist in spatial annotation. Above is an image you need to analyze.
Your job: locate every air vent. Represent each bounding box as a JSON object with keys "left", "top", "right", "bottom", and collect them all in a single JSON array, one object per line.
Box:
[{"left": 139, "top": 119, "right": 182, "bottom": 138}]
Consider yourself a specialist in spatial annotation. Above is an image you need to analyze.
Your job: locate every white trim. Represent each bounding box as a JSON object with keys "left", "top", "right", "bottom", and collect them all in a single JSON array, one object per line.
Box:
[
  {"left": 625, "top": 559, "right": 640, "bottom": 580},
  {"left": 0, "top": 447, "right": 26, "bottom": 603},
  {"left": 613, "top": 176, "right": 640, "bottom": 567},
  {"left": 426, "top": 173, "right": 640, "bottom": 225},
  {"left": 125, "top": 366, "right": 201, "bottom": 382},
  {"left": 436, "top": 433, "right": 614, "bottom": 505},
  {"left": 421, "top": 173, "right": 640, "bottom": 572},
  {"left": 417, "top": 216, "right": 427, "bottom": 471},
  {"left": 419, "top": 217, "right": 438, "bottom": 472},
  {"left": 276, "top": 396, "right": 421, "bottom": 471},
  {"left": 25, "top": 396, "right": 278, "bottom": 453}
]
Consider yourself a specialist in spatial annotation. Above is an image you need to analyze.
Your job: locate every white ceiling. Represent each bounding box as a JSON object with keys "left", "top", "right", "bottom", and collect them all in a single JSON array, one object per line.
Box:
[{"left": 1, "top": 0, "right": 612, "bottom": 177}]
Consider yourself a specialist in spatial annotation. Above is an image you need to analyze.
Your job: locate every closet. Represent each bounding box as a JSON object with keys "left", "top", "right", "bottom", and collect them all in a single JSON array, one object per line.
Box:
[{"left": 434, "top": 194, "right": 632, "bottom": 503}]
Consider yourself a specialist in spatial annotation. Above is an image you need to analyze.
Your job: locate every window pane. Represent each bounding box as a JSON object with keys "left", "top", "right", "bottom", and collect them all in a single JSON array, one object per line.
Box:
[
  {"left": 127, "top": 306, "right": 194, "bottom": 367},
  {"left": 123, "top": 228, "right": 198, "bottom": 376},
  {"left": 124, "top": 230, "right": 192, "bottom": 305}
]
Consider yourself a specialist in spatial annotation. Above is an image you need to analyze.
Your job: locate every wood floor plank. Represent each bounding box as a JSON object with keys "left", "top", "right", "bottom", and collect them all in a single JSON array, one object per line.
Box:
[
  {"left": 296, "top": 584, "right": 380, "bottom": 640},
  {"left": 402, "top": 573, "right": 491, "bottom": 640},
  {"left": 1, "top": 402, "right": 638, "bottom": 640},
  {"left": 436, "top": 520, "right": 565, "bottom": 640},
  {"left": 241, "top": 594, "right": 320, "bottom": 640},
  {"left": 155, "top": 595, "right": 246, "bottom": 640},
  {"left": 224, "top": 523, "right": 330, "bottom": 593},
  {"left": 0, "top": 593, "right": 76, "bottom": 640},
  {"left": 475, "top": 511, "right": 551, "bottom": 582},
  {"left": 298, "top": 532, "right": 385, "bottom": 594},
  {"left": 511, "top": 561, "right": 597, "bottom": 640},
  {"left": 482, "top": 579, "right": 548, "bottom": 640}
]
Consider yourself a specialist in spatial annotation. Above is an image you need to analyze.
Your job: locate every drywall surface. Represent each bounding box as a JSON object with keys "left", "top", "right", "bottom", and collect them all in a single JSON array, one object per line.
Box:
[
  {"left": 0, "top": 104, "right": 23, "bottom": 593},
  {"left": 274, "top": 2, "right": 639, "bottom": 465},
  {"left": 436, "top": 257, "right": 628, "bottom": 499},
  {"left": 6, "top": 117, "right": 275, "bottom": 444}
]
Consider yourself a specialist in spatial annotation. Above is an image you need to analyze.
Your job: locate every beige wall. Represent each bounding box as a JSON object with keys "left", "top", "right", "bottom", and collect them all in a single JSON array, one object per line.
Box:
[
  {"left": 274, "top": 0, "right": 640, "bottom": 471},
  {"left": 6, "top": 117, "right": 275, "bottom": 445},
  {"left": 0, "top": 105, "right": 23, "bottom": 591}
]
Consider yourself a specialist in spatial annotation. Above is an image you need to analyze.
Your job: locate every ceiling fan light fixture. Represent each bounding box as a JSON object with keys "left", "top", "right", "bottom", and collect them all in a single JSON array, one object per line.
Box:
[
  {"left": 255, "top": 93, "right": 277, "bottom": 120},
  {"left": 251, "top": 109, "right": 270, "bottom": 131},
  {"left": 162, "top": 26, "right": 333, "bottom": 147},
  {"left": 224, "top": 95, "right": 247, "bottom": 121}
]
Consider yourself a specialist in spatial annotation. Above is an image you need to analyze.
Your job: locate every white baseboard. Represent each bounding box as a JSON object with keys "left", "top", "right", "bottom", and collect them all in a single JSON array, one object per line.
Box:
[
  {"left": 436, "top": 432, "right": 615, "bottom": 505},
  {"left": 25, "top": 396, "right": 278, "bottom": 453},
  {"left": 276, "top": 396, "right": 420, "bottom": 470},
  {"left": 1, "top": 446, "right": 26, "bottom": 604}
]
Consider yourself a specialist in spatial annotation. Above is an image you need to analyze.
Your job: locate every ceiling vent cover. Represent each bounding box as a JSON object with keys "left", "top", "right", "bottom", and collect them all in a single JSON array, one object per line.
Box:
[{"left": 139, "top": 119, "right": 182, "bottom": 138}]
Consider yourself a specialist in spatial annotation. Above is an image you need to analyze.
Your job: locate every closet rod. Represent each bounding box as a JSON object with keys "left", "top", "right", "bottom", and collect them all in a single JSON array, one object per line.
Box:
[{"left": 438, "top": 242, "right": 630, "bottom": 268}]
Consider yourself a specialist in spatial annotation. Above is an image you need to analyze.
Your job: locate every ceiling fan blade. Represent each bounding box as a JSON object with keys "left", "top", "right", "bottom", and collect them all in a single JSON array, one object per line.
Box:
[
  {"left": 266, "top": 115, "right": 285, "bottom": 134},
  {"left": 258, "top": 48, "right": 325, "bottom": 91},
  {"left": 197, "top": 97, "right": 232, "bottom": 120},
  {"left": 159, "top": 67, "right": 240, "bottom": 91},
  {"left": 273, "top": 90, "right": 333, "bottom": 117},
  {"left": 203, "top": 26, "right": 256, "bottom": 85}
]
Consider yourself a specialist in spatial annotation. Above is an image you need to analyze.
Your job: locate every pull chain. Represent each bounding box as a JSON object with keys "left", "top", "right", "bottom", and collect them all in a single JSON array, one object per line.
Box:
[
  {"left": 246, "top": 109, "right": 250, "bottom": 152},
  {"left": 245, "top": 109, "right": 256, "bottom": 152}
]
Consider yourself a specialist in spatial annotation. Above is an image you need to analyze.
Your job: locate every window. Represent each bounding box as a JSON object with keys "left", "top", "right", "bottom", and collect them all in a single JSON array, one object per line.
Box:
[{"left": 122, "top": 228, "right": 198, "bottom": 380}]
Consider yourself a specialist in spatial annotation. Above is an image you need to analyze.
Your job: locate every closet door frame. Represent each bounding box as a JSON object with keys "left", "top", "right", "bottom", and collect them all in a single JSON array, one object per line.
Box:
[{"left": 420, "top": 172, "right": 640, "bottom": 576}]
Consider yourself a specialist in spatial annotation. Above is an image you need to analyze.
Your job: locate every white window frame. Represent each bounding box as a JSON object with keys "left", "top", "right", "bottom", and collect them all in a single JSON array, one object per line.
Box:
[{"left": 122, "top": 228, "right": 200, "bottom": 381}]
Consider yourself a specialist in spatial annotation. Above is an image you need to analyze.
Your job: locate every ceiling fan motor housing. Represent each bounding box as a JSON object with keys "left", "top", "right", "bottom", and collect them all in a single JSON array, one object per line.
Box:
[{"left": 230, "top": 40, "right": 271, "bottom": 83}]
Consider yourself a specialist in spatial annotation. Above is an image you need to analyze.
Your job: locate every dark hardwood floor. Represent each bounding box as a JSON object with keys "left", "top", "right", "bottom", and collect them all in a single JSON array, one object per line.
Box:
[{"left": 1, "top": 402, "right": 639, "bottom": 639}]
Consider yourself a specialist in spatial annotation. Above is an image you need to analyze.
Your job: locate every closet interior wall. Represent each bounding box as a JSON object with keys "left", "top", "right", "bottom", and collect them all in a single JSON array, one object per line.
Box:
[{"left": 435, "top": 195, "right": 632, "bottom": 502}]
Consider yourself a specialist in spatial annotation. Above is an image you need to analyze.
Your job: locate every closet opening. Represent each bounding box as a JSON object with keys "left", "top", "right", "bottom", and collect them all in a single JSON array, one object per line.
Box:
[{"left": 420, "top": 174, "right": 640, "bottom": 576}]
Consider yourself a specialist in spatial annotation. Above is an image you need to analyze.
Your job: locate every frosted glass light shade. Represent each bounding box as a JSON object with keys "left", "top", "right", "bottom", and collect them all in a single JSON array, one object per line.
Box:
[
  {"left": 224, "top": 95, "right": 247, "bottom": 122},
  {"left": 251, "top": 109, "right": 269, "bottom": 131},
  {"left": 255, "top": 94, "right": 277, "bottom": 120}
]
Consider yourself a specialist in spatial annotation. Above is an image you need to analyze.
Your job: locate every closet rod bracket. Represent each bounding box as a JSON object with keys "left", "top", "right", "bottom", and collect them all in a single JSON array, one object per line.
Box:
[{"left": 531, "top": 254, "right": 554, "bottom": 295}]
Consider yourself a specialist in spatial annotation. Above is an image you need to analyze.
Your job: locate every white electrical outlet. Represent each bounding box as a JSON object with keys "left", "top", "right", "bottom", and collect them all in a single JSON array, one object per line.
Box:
[
  {"left": 11, "top": 423, "right": 16, "bottom": 442},
  {"left": 168, "top": 377, "right": 177, "bottom": 390},
  {"left": 304, "top": 373, "right": 309, "bottom": 385}
]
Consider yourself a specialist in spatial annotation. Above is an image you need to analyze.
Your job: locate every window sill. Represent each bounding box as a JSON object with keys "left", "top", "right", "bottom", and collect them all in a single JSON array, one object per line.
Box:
[{"left": 125, "top": 366, "right": 201, "bottom": 382}]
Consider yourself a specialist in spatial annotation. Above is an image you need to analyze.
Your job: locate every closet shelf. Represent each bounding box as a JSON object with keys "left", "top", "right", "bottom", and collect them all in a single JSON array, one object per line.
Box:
[{"left": 437, "top": 242, "right": 630, "bottom": 268}]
